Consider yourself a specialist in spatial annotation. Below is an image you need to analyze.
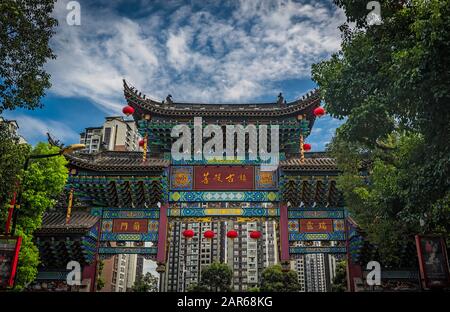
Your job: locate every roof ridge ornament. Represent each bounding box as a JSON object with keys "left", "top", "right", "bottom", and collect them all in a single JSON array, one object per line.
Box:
[{"left": 277, "top": 92, "right": 284, "bottom": 105}]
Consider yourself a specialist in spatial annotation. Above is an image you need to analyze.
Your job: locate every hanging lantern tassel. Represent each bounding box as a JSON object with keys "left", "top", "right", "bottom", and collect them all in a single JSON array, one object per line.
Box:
[
  {"left": 66, "top": 188, "right": 74, "bottom": 224},
  {"left": 142, "top": 133, "right": 148, "bottom": 162}
]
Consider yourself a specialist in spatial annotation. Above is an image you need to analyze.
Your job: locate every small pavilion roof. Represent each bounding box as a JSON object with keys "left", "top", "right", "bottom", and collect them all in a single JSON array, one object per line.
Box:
[
  {"left": 280, "top": 155, "right": 338, "bottom": 171},
  {"left": 35, "top": 211, "right": 99, "bottom": 233},
  {"left": 65, "top": 151, "right": 170, "bottom": 172}
]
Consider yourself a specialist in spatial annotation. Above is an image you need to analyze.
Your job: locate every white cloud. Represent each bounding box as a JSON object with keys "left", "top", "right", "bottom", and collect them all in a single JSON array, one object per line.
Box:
[
  {"left": 12, "top": 115, "right": 80, "bottom": 144},
  {"left": 47, "top": 0, "right": 345, "bottom": 113}
]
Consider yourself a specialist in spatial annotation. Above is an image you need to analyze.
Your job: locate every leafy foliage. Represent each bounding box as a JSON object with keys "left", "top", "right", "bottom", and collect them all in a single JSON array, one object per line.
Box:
[
  {"left": 331, "top": 260, "right": 347, "bottom": 292},
  {"left": 0, "top": 0, "right": 58, "bottom": 113},
  {"left": 131, "top": 272, "right": 159, "bottom": 292},
  {"left": 96, "top": 260, "right": 105, "bottom": 291},
  {"left": 188, "top": 262, "right": 232, "bottom": 292},
  {"left": 260, "top": 265, "right": 300, "bottom": 292},
  {"left": 312, "top": 0, "right": 450, "bottom": 267},
  {"left": 0, "top": 140, "right": 68, "bottom": 290}
]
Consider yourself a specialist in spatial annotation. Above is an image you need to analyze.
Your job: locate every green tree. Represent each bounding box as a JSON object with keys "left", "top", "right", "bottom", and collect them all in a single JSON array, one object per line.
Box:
[
  {"left": 186, "top": 283, "right": 209, "bottom": 292},
  {"left": 312, "top": 0, "right": 450, "bottom": 267},
  {"left": 0, "top": 141, "right": 68, "bottom": 289},
  {"left": 260, "top": 265, "right": 300, "bottom": 292},
  {"left": 131, "top": 272, "right": 159, "bottom": 292},
  {"left": 0, "top": 122, "right": 28, "bottom": 211},
  {"left": 0, "top": 0, "right": 58, "bottom": 113},
  {"left": 96, "top": 260, "right": 105, "bottom": 291},
  {"left": 197, "top": 262, "right": 232, "bottom": 292},
  {"left": 331, "top": 260, "right": 347, "bottom": 292}
]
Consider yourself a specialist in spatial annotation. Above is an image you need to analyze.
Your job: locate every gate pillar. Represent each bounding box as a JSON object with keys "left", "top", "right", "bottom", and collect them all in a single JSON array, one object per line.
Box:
[
  {"left": 280, "top": 202, "right": 290, "bottom": 270},
  {"left": 156, "top": 203, "right": 169, "bottom": 268}
]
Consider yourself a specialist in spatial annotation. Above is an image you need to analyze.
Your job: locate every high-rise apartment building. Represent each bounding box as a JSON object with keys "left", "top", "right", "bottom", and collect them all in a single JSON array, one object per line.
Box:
[
  {"left": 135, "top": 255, "right": 145, "bottom": 281},
  {"left": 163, "top": 202, "right": 279, "bottom": 292},
  {"left": 164, "top": 220, "right": 226, "bottom": 291},
  {"left": 290, "top": 241, "right": 337, "bottom": 292},
  {"left": 79, "top": 116, "right": 140, "bottom": 153},
  {"left": 100, "top": 243, "right": 138, "bottom": 292},
  {"left": 0, "top": 117, "right": 27, "bottom": 144}
]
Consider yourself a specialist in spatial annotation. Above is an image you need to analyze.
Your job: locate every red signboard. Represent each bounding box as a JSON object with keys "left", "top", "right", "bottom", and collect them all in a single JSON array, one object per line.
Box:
[
  {"left": 112, "top": 219, "right": 149, "bottom": 234},
  {"left": 194, "top": 166, "right": 254, "bottom": 190},
  {"left": 415, "top": 235, "right": 450, "bottom": 289},
  {"left": 0, "top": 236, "right": 22, "bottom": 288},
  {"left": 299, "top": 219, "right": 333, "bottom": 233}
]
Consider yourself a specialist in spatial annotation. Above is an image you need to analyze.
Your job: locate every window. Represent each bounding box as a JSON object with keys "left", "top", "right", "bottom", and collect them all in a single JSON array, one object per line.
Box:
[{"left": 104, "top": 127, "right": 112, "bottom": 146}]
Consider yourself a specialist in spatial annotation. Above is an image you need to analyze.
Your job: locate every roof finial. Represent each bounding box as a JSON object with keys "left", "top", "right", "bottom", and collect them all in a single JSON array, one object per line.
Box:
[
  {"left": 166, "top": 94, "right": 173, "bottom": 105},
  {"left": 277, "top": 92, "right": 284, "bottom": 105}
]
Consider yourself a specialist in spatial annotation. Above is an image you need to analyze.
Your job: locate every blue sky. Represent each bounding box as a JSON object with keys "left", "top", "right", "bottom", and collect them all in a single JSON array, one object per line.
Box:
[{"left": 4, "top": 0, "right": 346, "bottom": 151}]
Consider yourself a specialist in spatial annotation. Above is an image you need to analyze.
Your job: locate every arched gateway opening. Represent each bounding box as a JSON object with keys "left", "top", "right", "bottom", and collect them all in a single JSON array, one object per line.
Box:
[{"left": 33, "top": 80, "right": 359, "bottom": 292}]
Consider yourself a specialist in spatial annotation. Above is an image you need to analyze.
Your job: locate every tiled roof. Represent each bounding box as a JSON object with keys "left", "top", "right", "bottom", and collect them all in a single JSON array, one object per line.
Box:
[
  {"left": 66, "top": 151, "right": 337, "bottom": 172},
  {"left": 37, "top": 211, "right": 99, "bottom": 230},
  {"left": 280, "top": 156, "right": 338, "bottom": 171},
  {"left": 123, "top": 79, "right": 321, "bottom": 118},
  {"left": 66, "top": 151, "right": 169, "bottom": 172}
]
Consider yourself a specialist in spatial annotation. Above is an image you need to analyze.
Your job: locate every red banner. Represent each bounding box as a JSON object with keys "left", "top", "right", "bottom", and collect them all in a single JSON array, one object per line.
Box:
[
  {"left": 299, "top": 219, "right": 333, "bottom": 233},
  {"left": 415, "top": 235, "right": 450, "bottom": 289},
  {"left": 113, "top": 219, "right": 148, "bottom": 233},
  {"left": 194, "top": 166, "right": 254, "bottom": 190}
]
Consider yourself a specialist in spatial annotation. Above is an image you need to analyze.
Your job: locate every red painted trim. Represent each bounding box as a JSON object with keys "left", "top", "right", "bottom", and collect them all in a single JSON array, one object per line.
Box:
[
  {"left": 415, "top": 235, "right": 426, "bottom": 289},
  {"left": 156, "top": 204, "right": 168, "bottom": 263},
  {"left": 279, "top": 203, "right": 289, "bottom": 261},
  {"left": 8, "top": 236, "right": 22, "bottom": 287},
  {"left": 5, "top": 192, "right": 16, "bottom": 234},
  {"left": 345, "top": 218, "right": 354, "bottom": 292}
]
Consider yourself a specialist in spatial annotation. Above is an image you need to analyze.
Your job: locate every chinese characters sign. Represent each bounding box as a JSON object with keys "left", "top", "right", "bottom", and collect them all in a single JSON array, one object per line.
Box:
[
  {"left": 288, "top": 218, "right": 346, "bottom": 241},
  {"left": 112, "top": 219, "right": 149, "bottom": 234},
  {"left": 194, "top": 166, "right": 254, "bottom": 190},
  {"left": 299, "top": 219, "right": 333, "bottom": 233},
  {"left": 170, "top": 166, "right": 278, "bottom": 191}
]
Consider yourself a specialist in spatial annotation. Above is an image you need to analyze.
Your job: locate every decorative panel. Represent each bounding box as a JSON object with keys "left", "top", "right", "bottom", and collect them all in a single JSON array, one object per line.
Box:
[
  {"left": 290, "top": 246, "right": 347, "bottom": 254},
  {"left": 170, "top": 166, "right": 193, "bottom": 190},
  {"left": 169, "top": 191, "right": 279, "bottom": 202},
  {"left": 98, "top": 247, "right": 158, "bottom": 255},
  {"left": 255, "top": 168, "right": 278, "bottom": 190},
  {"left": 167, "top": 207, "right": 279, "bottom": 217}
]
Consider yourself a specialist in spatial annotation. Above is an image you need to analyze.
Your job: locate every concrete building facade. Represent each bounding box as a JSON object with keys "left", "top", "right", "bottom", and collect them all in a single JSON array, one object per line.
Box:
[{"left": 79, "top": 116, "right": 140, "bottom": 153}]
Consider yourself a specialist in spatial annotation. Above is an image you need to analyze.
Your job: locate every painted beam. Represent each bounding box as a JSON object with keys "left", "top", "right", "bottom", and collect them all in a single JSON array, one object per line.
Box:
[
  {"left": 98, "top": 247, "right": 157, "bottom": 255},
  {"left": 289, "top": 246, "right": 347, "bottom": 254},
  {"left": 167, "top": 207, "right": 279, "bottom": 217}
]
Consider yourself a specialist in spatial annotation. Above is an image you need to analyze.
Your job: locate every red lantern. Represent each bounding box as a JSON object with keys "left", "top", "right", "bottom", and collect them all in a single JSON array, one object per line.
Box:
[
  {"left": 249, "top": 231, "right": 261, "bottom": 239},
  {"left": 204, "top": 230, "right": 215, "bottom": 239},
  {"left": 227, "top": 230, "right": 238, "bottom": 239},
  {"left": 122, "top": 105, "right": 135, "bottom": 116},
  {"left": 182, "top": 229, "right": 195, "bottom": 238},
  {"left": 138, "top": 139, "right": 145, "bottom": 147},
  {"left": 303, "top": 143, "right": 311, "bottom": 151},
  {"left": 313, "top": 107, "right": 326, "bottom": 117}
]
